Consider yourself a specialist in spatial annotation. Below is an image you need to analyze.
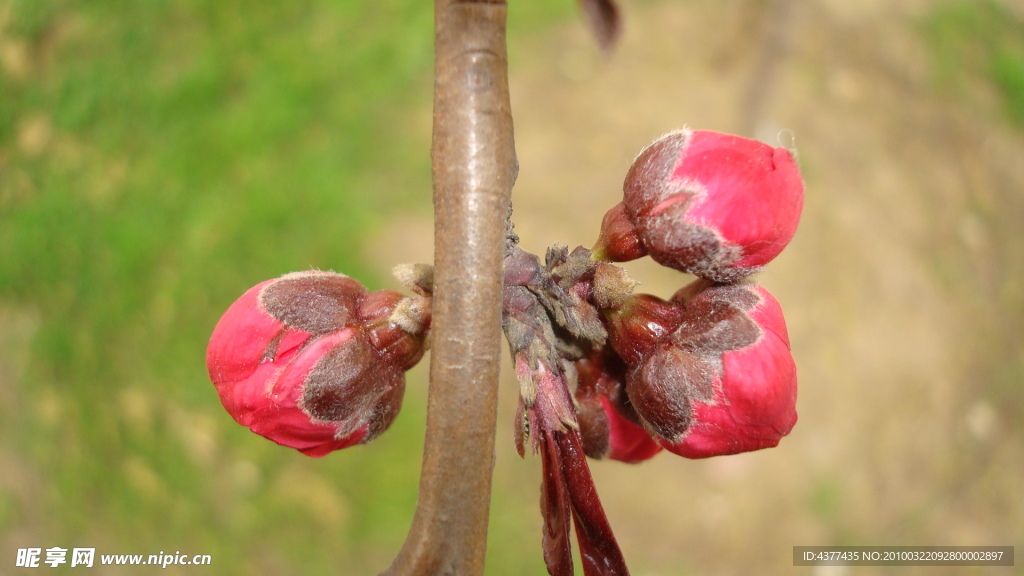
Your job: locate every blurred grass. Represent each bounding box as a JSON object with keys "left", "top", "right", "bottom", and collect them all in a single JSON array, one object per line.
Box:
[
  {"left": 924, "top": 0, "right": 1024, "bottom": 126},
  {"left": 922, "top": 0, "right": 1024, "bottom": 422},
  {"left": 0, "top": 1, "right": 569, "bottom": 574}
]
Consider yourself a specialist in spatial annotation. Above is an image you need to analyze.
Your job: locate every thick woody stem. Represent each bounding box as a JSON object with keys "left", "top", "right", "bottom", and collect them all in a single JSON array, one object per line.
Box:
[{"left": 380, "top": 1, "right": 515, "bottom": 575}]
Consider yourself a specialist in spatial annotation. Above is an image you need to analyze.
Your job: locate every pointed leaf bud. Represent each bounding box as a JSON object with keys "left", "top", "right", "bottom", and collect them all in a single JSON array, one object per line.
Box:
[
  {"left": 622, "top": 129, "right": 804, "bottom": 282},
  {"left": 206, "top": 270, "right": 429, "bottom": 457},
  {"left": 591, "top": 262, "right": 637, "bottom": 311}
]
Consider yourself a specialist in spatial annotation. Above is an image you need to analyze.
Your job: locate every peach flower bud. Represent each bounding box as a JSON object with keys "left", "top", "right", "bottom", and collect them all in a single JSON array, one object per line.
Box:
[
  {"left": 207, "top": 270, "right": 428, "bottom": 457},
  {"left": 622, "top": 129, "right": 804, "bottom": 282}
]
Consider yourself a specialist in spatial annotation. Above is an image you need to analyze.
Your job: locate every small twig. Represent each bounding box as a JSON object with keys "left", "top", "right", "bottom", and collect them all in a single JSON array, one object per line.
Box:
[{"left": 576, "top": 0, "right": 623, "bottom": 53}]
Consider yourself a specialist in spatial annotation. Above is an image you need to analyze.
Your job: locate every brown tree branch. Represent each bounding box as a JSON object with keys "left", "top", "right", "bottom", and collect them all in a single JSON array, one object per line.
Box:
[{"left": 380, "top": 1, "right": 516, "bottom": 575}]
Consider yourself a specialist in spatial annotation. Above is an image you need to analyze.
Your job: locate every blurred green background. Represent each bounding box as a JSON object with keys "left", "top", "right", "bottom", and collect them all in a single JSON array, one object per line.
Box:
[{"left": 2, "top": 0, "right": 1022, "bottom": 575}]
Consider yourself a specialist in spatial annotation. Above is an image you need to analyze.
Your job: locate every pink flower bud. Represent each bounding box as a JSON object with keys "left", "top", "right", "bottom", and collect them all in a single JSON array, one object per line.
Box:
[
  {"left": 622, "top": 129, "right": 804, "bottom": 282},
  {"left": 603, "top": 280, "right": 797, "bottom": 458},
  {"left": 206, "top": 270, "right": 427, "bottom": 457},
  {"left": 574, "top": 350, "right": 662, "bottom": 463},
  {"left": 659, "top": 280, "right": 794, "bottom": 455}
]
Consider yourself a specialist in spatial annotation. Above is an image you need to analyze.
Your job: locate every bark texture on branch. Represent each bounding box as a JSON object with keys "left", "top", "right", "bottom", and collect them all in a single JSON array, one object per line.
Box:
[{"left": 381, "top": 0, "right": 515, "bottom": 575}]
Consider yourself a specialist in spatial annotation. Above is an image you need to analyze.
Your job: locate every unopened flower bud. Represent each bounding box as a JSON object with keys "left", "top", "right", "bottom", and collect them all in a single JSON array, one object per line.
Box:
[
  {"left": 660, "top": 281, "right": 796, "bottom": 457},
  {"left": 603, "top": 279, "right": 797, "bottom": 457},
  {"left": 621, "top": 129, "right": 804, "bottom": 282},
  {"left": 574, "top": 350, "right": 662, "bottom": 463},
  {"left": 206, "top": 270, "right": 429, "bottom": 457}
]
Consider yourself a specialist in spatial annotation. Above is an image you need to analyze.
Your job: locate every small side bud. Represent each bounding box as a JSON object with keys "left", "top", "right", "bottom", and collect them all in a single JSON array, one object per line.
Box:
[
  {"left": 592, "top": 262, "right": 637, "bottom": 310},
  {"left": 388, "top": 296, "right": 432, "bottom": 340},
  {"left": 392, "top": 263, "right": 434, "bottom": 297}
]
